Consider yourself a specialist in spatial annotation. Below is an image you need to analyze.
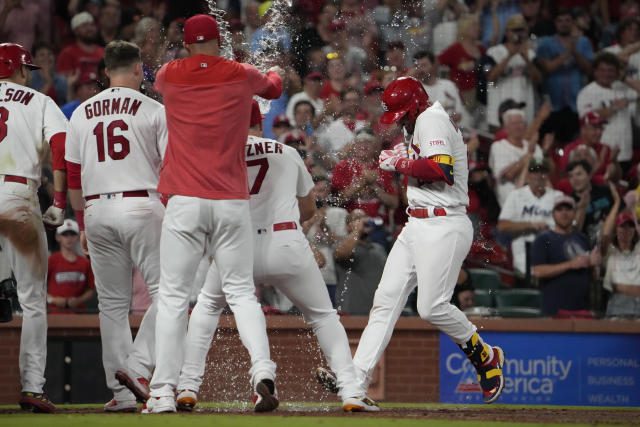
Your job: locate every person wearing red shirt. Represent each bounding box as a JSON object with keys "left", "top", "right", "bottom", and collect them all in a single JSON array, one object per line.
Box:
[
  {"left": 47, "top": 219, "right": 95, "bottom": 314},
  {"left": 437, "top": 14, "right": 486, "bottom": 114},
  {"left": 331, "top": 129, "right": 399, "bottom": 224},
  {"left": 146, "top": 14, "right": 283, "bottom": 414},
  {"left": 56, "top": 12, "right": 105, "bottom": 80},
  {"left": 560, "top": 111, "right": 621, "bottom": 181}
]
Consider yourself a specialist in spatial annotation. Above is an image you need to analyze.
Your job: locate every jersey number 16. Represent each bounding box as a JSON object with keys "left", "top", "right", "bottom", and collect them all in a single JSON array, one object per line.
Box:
[{"left": 93, "top": 120, "right": 130, "bottom": 162}]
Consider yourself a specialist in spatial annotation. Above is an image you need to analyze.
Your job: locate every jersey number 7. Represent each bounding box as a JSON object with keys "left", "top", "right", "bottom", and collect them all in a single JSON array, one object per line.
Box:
[
  {"left": 247, "top": 158, "right": 269, "bottom": 195},
  {"left": 93, "top": 120, "right": 130, "bottom": 162}
]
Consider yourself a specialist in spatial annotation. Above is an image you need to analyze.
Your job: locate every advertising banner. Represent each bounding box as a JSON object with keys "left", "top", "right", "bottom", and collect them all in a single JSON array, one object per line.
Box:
[{"left": 439, "top": 332, "right": 640, "bottom": 406}]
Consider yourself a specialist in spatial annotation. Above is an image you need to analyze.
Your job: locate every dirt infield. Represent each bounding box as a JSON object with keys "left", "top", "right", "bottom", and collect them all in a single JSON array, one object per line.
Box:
[{"left": 2, "top": 405, "right": 640, "bottom": 425}]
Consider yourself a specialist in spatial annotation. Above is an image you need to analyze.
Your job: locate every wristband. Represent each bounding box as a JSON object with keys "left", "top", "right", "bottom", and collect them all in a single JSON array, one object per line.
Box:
[
  {"left": 74, "top": 209, "right": 85, "bottom": 231},
  {"left": 53, "top": 191, "right": 67, "bottom": 209}
]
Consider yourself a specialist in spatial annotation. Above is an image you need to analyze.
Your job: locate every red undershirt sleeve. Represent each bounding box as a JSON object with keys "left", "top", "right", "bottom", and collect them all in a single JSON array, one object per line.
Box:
[
  {"left": 394, "top": 157, "right": 454, "bottom": 185},
  {"left": 67, "top": 161, "right": 82, "bottom": 190},
  {"left": 49, "top": 132, "right": 66, "bottom": 171}
]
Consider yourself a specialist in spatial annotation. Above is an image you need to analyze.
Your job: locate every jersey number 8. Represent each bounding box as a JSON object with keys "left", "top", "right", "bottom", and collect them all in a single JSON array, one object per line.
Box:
[{"left": 93, "top": 120, "right": 130, "bottom": 162}]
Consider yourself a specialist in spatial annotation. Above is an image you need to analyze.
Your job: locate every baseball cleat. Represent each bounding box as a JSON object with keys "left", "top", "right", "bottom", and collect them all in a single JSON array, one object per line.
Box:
[
  {"left": 342, "top": 396, "right": 380, "bottom": 412},
  {"left": 104, "top": 398, "right": 138, "bottom": 412},
  {"left": 253, "top": 379, "right": 279, "bottom": 412},
  {"left": 143, "top": 396, "right": 176, "bottom": 413},
  {"left": 19, "top": 392, "right": 56, "bottom": 413},
  {"left": 176, "top": 389, "right": 198, "bottom": 412},
  {"left": 476, "top": 346, "right": 505, "bottom": 403},
  {"left": 115, "top": 369, "right": 150, "bottom": 403},
  {"left": 315, "top": 367, "right": 339, "bottom": 394}
]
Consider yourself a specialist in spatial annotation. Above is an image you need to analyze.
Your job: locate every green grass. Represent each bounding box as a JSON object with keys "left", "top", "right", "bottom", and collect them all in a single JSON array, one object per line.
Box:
[{"left": 1, "top": 403, "right": 638, "bottom": 427}]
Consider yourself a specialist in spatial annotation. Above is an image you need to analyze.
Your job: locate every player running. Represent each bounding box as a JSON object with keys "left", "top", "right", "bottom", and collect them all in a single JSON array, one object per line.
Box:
[
  {"left": 66, "top": 40, "right": 167, "bottom": 412},
  {"left": 175, "top": 101, "right": 379, "bottom": 413},
  {"left": 0, "top": 42, "right": 68, "bottom": 413},
  {"left": 317, "top": 77, "right": 506, "bottom": 404}
]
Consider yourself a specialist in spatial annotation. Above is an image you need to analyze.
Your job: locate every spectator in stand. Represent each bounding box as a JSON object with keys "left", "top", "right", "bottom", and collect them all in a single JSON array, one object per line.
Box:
[
  {"left": 518, "top": 0, "right": 554, "bottom": 43},
  {"left": 486, "top": 14, "right": 541, "bottom": 131},
  {"left": 602, "top": 204, "right": 640, "bottom": 317},
  {"left": 163, "top": 17, "right": 187, "bottom": 63},
  {"left": 250, "top": 2, "right": 292, "bottom": 56},
  {"left": 30, "top": 42, "right": 68, "bottom": 106},
  {"left": 334, "top": 209, "right": 387, "bottom": 315},
  {"left": 292, "top": 100, "right": 316, "bottom": 134},
  {"left": 340, "top": 0, "right": 378, "bottom": 67},
  {"left": 134, "top": 17, "right": 164, "bottom": 99},
  {"left": 383, "top": 41, "right": 408, "bottom": 76},
  {"left": 321, "top": 18, "right": 368, "bottom": 76},
  {"left": 498, "top": 159, "right": 562, "bottom": 287},
  {"left": 317, "top": 87, "right": 368, "bottom": 163},
  {"left": 567, "top": 160, "right": 615, "bottom": 246},
  {"left": 577, "top": 52, "right": 640, "bottom": 170},
  {"left": 319, "top": 54, "right": 347, "bottom": 113},
  {"left": 47, "top": 219, "right": 95, "bottom": 314},
  {"left": 623, "top": 164, "right": 640, "bottom": 234},
  {"left": 411, "top": 50, "right": 470, "bottom": 129},
  {"left": 57, "top": 12, "right": 105, "bottom": 80},
  {"left": 603, "top": 17, "right": 640, "bottom": 74},
  {"left": 0, "top": 0, "right": 48, "bottom": 52},
  {"left": 560, "top": 112, "right": 621, "bottom": 184},
  {"left": 60, "top": 71, "right": 100, "bottom": 119},
  {"left": 302, "top": 176, "right": 349, "bottom": 306},
  {"left": 451, "top": 268, "right": 475, "bottom": 312},
  {"left": 96, "top": 2, "right": 121, "bottom": 47},
  {"left": 438, "top": 13, "right": 486, "bottom": 118},
  {"left": 331, "top": 129, "right": 398, "bottom": 223},
  {"left": 361, "top": 78, "right": 385, "bottom": 127},
  {"left": 286, "top": 71, "right": 325, "bottom": 126},
  {"left": 489, "top": 108, "right": 544, "bottom": 206},
  {"left": 536, "top": 8, "right": 593, "bottom": 144},
  {"left": 271, "top": 114, "right": 292, "bottom": 141},
  {"left": 532, "top": 195, "right": 600, "bottom": 316}
]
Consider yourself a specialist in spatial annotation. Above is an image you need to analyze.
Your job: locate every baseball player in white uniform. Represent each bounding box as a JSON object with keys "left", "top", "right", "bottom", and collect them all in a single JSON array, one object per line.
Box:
[
  {"left": 0, "top": 43, "right": 68, "bottom": 413},
  {"left": 175, "top": 101, "right": 379, "bottom": 413},
  {"left": 318, "top": 77, "right": 505, "bottom": 404},
  {"left": 65, "top": 41, "right": 167, "bottom": 412}
]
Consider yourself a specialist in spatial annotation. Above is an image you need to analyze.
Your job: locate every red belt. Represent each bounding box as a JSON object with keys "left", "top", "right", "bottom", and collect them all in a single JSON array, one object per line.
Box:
[
  {"left": 408, "top": 207, "right": 447, "bottom": 218},
  {"left": 2, "top": 175, "right": 28, "bottom": 184},
  {"left": 85, "top": 190, "right": 149, "bottom": 201},
  {"left": 273, "top": 221, "right": 297, "bottom": 231}
]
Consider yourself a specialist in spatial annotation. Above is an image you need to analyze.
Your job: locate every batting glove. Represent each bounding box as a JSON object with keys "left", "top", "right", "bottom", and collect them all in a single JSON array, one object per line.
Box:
[
  {"left": 43, "top": 206, "right": 65, "bottom": 228},
  {"left": 392, "top": 143, "right": 408, "bottom": 158},
  {"left": 379, "top": 150, "right": 410, "bottom": 172}
]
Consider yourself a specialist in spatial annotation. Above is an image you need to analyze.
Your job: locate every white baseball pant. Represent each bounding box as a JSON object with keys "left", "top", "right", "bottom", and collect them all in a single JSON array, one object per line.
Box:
[
  {"left": 150, "top": 196, "right": 274, "bottom": 397},
  {"left": 0, "top": 178, "right": 49, "bottom": 393},
  {"left": 84, "top": 193, "right": 164, "bottom": 402},
  {"left": 179, "top": 227, "right": 362, "bottom": 399},
  {"left": 352, "top": 214, "right": 476, "bottom": 394}
]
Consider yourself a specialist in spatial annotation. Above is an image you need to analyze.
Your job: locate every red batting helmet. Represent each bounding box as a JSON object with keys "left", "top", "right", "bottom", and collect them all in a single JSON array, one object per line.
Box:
[
  {"left": 380, "top": 77, "right": 429, "bottom": 125},
  {"left": 0, "top": 43, "right": 40, "bottom": 79}
]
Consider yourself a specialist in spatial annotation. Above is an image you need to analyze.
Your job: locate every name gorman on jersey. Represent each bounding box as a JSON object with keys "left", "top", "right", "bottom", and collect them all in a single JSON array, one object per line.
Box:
[
  {"left": 84, "top": 97, "right": 142, "bottom": 119},
  {"left": 246, "top": 140, "right": 284, "bottom": 157}
]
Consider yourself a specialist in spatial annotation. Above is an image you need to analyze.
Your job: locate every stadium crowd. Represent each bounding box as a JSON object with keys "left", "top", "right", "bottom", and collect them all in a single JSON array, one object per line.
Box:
[{"left": 1, "top": 0, "right": 640, "bottom": 319}]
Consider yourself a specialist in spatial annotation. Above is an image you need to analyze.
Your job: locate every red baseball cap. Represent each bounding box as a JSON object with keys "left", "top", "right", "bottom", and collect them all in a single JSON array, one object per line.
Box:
[
  {"left": 363, "top": 79, "right": 384, "bottom": 96},
  {"left": 280, "top": 130, "right": 306, "bottom": 146},
  {"left": 305, "top": 71, "right": 324, "bottom": 81},
  {"left": 580, "top": 111, "right": 607, "bottom": 126},
  {"left": 250, "top": 100, "right": 263, "bottom": 129},
  {"left": 184, "top": 14, "right": 221, "bottom": 46},
  {"left": 272, "top": 114, "right": 290, "bottom": 127},
  {"left": 616, "top": 212, "right": 635, "bottom": 226}
]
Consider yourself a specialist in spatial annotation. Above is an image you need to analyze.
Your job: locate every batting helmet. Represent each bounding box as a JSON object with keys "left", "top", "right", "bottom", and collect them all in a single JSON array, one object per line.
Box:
[
  {"left": 380, "top": 77, "right": 429, "bottom": 125},
  {"left": 0, "top": 43, "right": 40, "bottom": 79}
]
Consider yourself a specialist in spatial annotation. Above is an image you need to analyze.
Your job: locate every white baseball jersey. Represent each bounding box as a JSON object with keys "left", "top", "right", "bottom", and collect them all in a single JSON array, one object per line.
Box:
[
  {"left": 422, "top": 79, "right": 471, "bottom": 130},
  {"left": 577, "top": 80, "right": 637, "bottom": 162},
  {"left": 489, "top": 138, "right": 543, "bottom": 206},
  {"left": 486, "top": 44, "right": 536, "bottom": 127},
  {"left": 407, "top": 101, "right": 468, "bottom": 209},
  {"left": 245, "top": 135, "right": 314, "bottom": 225},
  {"left": 498, "top": 186, "right": 561, "bottom": 275},
  {"left": 65, "top": 87, "right": 167, "bottom": 196},
  {"left": 0, "top": 81, "right": 67, "bottom": 184}
]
